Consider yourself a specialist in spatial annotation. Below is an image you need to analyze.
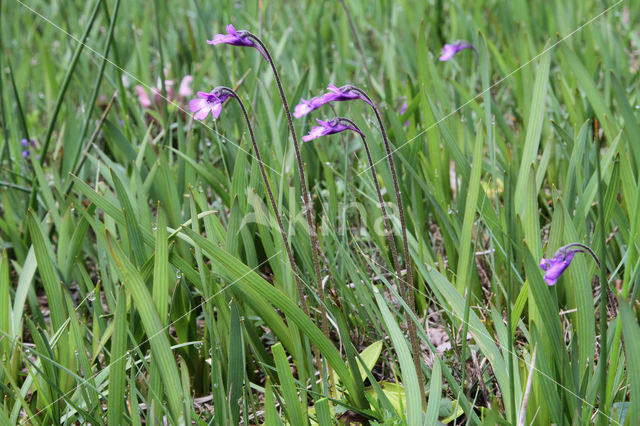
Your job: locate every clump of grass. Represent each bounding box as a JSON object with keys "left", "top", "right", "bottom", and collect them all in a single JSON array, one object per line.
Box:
[{"left": 1, "top": 1, "right": 638, "bottom": 425}]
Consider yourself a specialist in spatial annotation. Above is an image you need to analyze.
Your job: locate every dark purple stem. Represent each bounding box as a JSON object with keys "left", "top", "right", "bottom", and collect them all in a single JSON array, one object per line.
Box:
[
  {"left": 219, "top": 87, "right": 309, "bottom": 318},
  {"left": 335, "top": 117, "right": 403, "bottom": 286},
  {"left": 335, "top": 114, "right": 425, "bottom": 408},
  {"left": 562, "top": 243, "right": 601, "bottom": 268},
  {"left": 243, "top": 31, "right": 330, "bottom": 364},
  {"left": 342, "top": 86, "right": 414, "bottom": 301}
]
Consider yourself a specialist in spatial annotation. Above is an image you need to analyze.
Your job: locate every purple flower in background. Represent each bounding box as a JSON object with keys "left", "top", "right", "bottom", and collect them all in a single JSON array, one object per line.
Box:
[
  {"left": 439, "top": 41, "right": 475, "bottom": 61},
  {"left": 135, "top": 74, "right": 193, "bottom": 110},
  {"left": 399, "top": 100, "right": 409, "bottom": 127},
  {"left": 21, "top": 138, "right": 30, "bottom": 158},
  {"left": 189, "top": 90, "right": 231, "bottom": 120},
  {"left": 207, "top": 24, "right": 267, "bottom": 60},
  {"left": 302, "top": 118, "right": 357, "bottom": 142}
]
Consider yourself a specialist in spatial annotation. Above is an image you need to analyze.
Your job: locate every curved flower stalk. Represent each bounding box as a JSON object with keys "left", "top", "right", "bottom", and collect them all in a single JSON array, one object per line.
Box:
[
  {"left": 303, "top": 117, "right": 403, "bottom": 286},
  {"left": 540, "top": 238, "right": 609, "bottom": 419},
  {"left": 209, "top": 25, "right": 324, "bottom": 311},
  {"left": 189, "top": 87, "right": 310, "bottom": 321},
  {"left": 302, "top": 116, "right": 425, "bottom": 407},
  {"left": 539, "top": 242, "right": 600, "bottom": 286},
  {"left": 294, "top": 83, "right": 417, "bottom": 322},
  {"left": 209, "top": 26, "right": 332, "bottom": 383}
]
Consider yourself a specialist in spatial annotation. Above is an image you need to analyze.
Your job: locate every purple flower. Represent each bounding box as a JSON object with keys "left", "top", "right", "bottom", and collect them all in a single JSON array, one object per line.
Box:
[
  {"left": 302, "top": 118, "right": 357, "bottom": 142},
  {"left": 293, "top": 97, "right": 326, "bottom": 119},
  {"left": 322, "top": 83, "right": 361, "bottom": 103},
  {"left": 399, "top": 100, "right": 409, "bottom": 127},
  {"left": 135, "top": 74, "right": 193, "bottom": 110},
  {"left": 439, "top": 41, "right": 475, "bottom": 61},
  {"left": 21, "top": 139, "right": 31, "bottom": 158},
  {"left": 293, "top": 84, "right": 368, "bottom": 118},
  {"left": 189, "top": 90, "right": 231, "bottom": 121},
  {"left": 207, "top": 24, "right": 267, "bottom": 60},
  {"left": 539, "top": 247, "right": 583, "bottom": 286}
]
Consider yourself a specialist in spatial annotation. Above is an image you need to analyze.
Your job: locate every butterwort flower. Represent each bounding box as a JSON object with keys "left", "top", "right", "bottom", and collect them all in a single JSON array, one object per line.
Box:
[
  {"left": 189, "top": 90, "right": 231, "bottom": 121},
  {"left": 21, "top": 138, "right": 30, "bottom": 158},
  {"left": 207, "top": 24, "right": 267, "bottom": 60},
  {"left": 302, "top": 118, "right": 358, "bottom": 142},
  {"left": 439, "top": 41, "right": 475, "bottom": 61},
  {"left": 539, "top": 243, "right": 600, "bottom": 286},
  {"left": 293, "top": 84, "right": 369, "bottom": 118},
  {"left": 135, "top": 74, "right": 193, "bottom": 110},
  {"left": 293, "top": 97, "right": 326, "bottom": 119}
]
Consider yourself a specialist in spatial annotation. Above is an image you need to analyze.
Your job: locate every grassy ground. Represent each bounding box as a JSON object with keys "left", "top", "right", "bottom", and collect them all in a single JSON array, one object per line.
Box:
[{"left": 2, "top": 0, "right": 640, "bottom": 424}]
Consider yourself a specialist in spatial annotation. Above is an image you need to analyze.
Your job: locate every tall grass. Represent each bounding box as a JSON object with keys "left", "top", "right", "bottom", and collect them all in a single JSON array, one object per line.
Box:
[{"left": 1, "top": 0, "right": 639, "bottom": 424}]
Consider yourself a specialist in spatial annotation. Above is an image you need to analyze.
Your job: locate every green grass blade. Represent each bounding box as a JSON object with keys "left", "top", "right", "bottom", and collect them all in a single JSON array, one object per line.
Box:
[
  {"left": 373, "top": 290, "right": 421, "bottom": 424},
  {"left": 425, "top": 356, "right": 442, "bottom": 425},
  {"left": 178, "top": 226, "right": 363, "bottom": 408},
  {"left": 152, "top": 204, "right": 169, "bottom": 323},
  {"left": 514, "top": 44, "right": 550, "bottom": 215},
  {"left": 228, "top": 300, "right": 246, "bottom": 425},
  {"left": 264, "top": 378, "right": 283, "bottom": 426},
  {"left": 107, "top": 288, "right": 128, "bottom": 425},
  {"left": 26, "top": 212, "right": 67, "bottom": 331},
  {"left": 105, "top": 231, "right": 184, "bottom": 423},
  {"left": 273, "top": 342, "right": 306, "bottom": 425},
  {"left": 618, "top": 297, "right": 640, "bottom": 425}
]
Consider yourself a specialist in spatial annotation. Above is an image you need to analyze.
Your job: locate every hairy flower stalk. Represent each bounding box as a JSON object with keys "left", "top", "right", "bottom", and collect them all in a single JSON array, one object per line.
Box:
[
  {"left": 303, "top": 118, "right": 404, "bottom": 291},
  {"left": 295, "top": 83, "right": 425, "bottom": 408},
  {"left": 192, "top": 87, "right": 310, "bottom": 323},
  {"left": 210, "top": 26, "right": 331, "bottom": 380},
  {"left": 302, "top": 110, "right": 425, "bottom": 407}
]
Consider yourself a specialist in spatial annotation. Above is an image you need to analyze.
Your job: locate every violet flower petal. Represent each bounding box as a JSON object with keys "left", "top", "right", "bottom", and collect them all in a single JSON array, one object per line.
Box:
[
  {"left": 135, "top": 86, "right": 152, "bottom": 109},
  {"left": 302, "top": 118, "right": 355, "bottom": 142},
  {"left": 439, "top": 41, "right": 474, "bottom": 61},
  {"left": 189, "top": 90, "right": 231, "bottom": 121},
  {"left": 539, "top": 250, "right": 579, "bottom": 286},
  {"left": 207, "top": 24, "right": 268, "bottom": 60},
  {"left": 178, "top": 75, "right": 193, "bottom": 99},
  {"left": 293, "top": 83, "right": 367, "bottom": 119}
]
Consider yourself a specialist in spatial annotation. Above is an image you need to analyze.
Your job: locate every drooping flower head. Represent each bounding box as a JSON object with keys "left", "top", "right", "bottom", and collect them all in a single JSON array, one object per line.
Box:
[
  {"left": 293, "top": 97, "right": 327, "bottom": 119},
  {"left": 207, "top": 24, "right": 267, "bottom": 60},
  {"left": 439, "top": 41, "right": 475, "bottom": 61},
  {"left": 323, "top": 83, "right": 361, "bottom": 103},
  {"left": 293, "top": 84, "right": 370, "bottom": 118},
  {"left": 301, "top": 118, "right": 358, "bottom": 142},
  {"left": 539, "top": 242, "right": 601, "bottom": 286},
  {"left": 189, "top": 89, "right": 232, "bottom": 121},
  {"left": 539, "top": 249, "right": 580, "bottom": 286}
]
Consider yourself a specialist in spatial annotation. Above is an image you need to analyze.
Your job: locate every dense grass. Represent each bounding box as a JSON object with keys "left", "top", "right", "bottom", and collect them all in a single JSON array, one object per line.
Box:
[{"left": 2, "top": 0, "right": 640, "bottom": 424}]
